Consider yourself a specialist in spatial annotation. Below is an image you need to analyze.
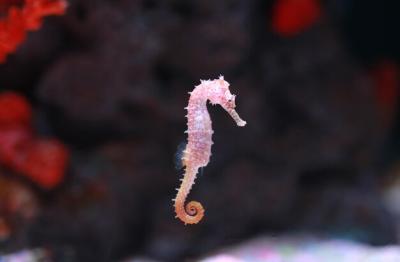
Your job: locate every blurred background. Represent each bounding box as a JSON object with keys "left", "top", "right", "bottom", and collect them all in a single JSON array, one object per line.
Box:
[{"left": 0, "top": 0, "right": 400, "bottom": 261}]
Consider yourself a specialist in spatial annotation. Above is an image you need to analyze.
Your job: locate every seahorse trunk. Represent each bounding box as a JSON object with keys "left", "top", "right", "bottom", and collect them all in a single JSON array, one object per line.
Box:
[{"left": 174, "top": 165, "right": 204, "bottom": 224}]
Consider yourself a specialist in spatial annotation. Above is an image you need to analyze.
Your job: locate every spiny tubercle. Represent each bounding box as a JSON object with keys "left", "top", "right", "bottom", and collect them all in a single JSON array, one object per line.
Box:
[{"left": 173, "top": 76, "right": 246, "bottom": 225}]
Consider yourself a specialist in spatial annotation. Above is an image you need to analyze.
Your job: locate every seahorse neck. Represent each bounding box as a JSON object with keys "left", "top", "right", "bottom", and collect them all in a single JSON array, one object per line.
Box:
[{"left": 189, "top": 86, "right": 209, "bottom": 108}]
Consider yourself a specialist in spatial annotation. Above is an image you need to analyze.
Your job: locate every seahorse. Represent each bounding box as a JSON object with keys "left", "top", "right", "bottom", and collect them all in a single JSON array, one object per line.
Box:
[{"left": 173, "top": 76, "right": 246, "bottom": 225}]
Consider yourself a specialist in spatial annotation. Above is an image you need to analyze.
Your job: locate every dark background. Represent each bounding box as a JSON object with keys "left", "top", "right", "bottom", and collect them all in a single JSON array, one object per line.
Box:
[{"left": 1, "top": 0, "right": 400, "bottom": 261}]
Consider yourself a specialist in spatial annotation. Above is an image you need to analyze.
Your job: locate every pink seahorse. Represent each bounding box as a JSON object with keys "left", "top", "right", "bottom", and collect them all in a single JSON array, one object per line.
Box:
[{"left": 174, "top": 76, "right": 246, "bottom": 225}]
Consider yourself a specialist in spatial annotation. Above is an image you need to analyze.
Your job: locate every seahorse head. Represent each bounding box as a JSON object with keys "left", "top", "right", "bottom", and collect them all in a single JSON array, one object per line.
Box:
[{"left": 207, "top": 76, "right": 247, "bottom": 127}]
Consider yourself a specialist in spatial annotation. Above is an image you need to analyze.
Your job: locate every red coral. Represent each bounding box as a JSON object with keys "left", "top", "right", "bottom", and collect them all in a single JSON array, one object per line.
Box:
[
  {"left": 0, "top": 92, "right": 32, "bottom": 165},
  {"left": 0, "top": 126, "right": 31, "bottom": 167},
  {"left": 0, "top": 91, "right": 32, "bottom": 127},
  {"left": 271, "top": 0, "right": 322, "bottom": 37},
  {"left": 0, "top": 91, "right": 69, "bottom": 189},
  {"left": 371, "top": 61, "right": 399, "bottom": 111},
  {"left": 370, "top": 61, "right": 399, "bottom": 124},
  {"left": 16, "top": 139, "right": 69, "bottom": 189},
  {"left": 0, "top": 0, "right": 67, "bottom": 63}
]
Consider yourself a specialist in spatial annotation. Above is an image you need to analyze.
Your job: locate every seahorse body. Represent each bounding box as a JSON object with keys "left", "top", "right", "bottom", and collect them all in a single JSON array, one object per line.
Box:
[{"left": 173, "top": 76, "right": 246, "bottom": 225}]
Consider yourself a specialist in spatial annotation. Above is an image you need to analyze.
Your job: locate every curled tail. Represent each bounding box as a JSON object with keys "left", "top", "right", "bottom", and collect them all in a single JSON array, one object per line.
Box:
[{"left": 173, "top": 166, "right": 204, "bottom": 224}]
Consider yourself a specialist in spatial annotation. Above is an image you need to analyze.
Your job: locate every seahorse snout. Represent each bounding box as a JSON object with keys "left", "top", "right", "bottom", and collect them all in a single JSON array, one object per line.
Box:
[{"left": 227, "top": 108, "right": 247, "bottom": 127}]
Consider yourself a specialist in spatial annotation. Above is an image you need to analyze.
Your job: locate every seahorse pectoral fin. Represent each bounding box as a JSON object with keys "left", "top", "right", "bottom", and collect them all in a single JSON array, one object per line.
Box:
[{"left": 227, "top": 108, "right": 246, "bottom": 127}]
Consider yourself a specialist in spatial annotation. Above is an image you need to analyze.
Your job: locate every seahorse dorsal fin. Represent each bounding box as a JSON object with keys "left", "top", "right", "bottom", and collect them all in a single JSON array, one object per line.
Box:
[{"left": 174, "top": 141, "right": 187, "bottom": 170}]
